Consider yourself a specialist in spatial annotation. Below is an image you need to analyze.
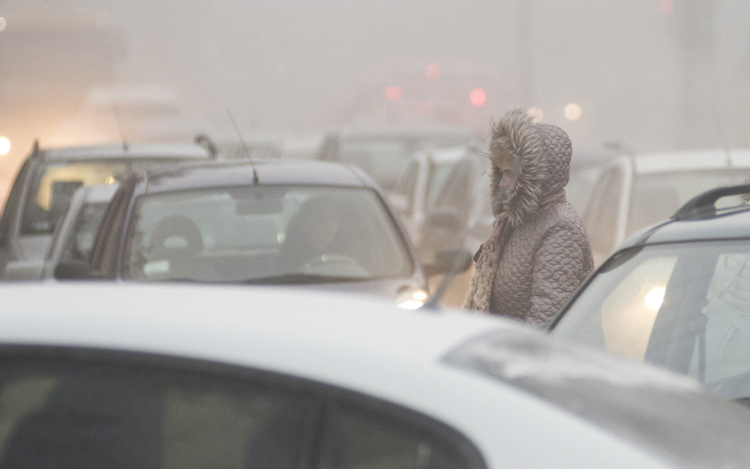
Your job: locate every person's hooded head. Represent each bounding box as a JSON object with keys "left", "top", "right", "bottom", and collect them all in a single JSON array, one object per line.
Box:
[{"left": 488, "top": 109, "right": 572, "bottom": 225}]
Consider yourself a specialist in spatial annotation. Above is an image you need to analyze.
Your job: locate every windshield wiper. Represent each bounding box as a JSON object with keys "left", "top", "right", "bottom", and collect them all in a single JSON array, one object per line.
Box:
[{"left": 242, "top": 273, "right": 370, "bottom": 285}]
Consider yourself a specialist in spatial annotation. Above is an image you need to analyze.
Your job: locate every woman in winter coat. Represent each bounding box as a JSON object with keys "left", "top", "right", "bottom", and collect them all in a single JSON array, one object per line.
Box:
[{"left": 463, "top": 109, "right": 594, "bottom": 328}]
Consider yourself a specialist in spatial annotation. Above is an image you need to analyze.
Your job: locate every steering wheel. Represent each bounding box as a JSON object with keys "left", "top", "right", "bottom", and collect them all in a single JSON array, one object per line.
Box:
[{"left": 299, "top": 254, "right": 369, "bottom": 277}]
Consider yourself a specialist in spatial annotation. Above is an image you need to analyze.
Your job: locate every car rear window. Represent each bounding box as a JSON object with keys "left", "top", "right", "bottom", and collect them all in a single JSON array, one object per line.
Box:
[{"left": 553, "top": 240, "right": 750, "bottom": 402}]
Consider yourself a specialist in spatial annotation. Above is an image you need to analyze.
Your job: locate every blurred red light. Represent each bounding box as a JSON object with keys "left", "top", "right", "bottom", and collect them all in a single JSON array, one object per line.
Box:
[
  {"left": 384, "top": 86, "right": 403, "bottom": 101},
  {"left": 425, "top": 64, "right": 441, "bottom": 80},
  {"left": 470, "top": 88, "right": 486, "bottom": 107},
  {"left": 659, "top": 0, "right": 674, "bottom": 15}
]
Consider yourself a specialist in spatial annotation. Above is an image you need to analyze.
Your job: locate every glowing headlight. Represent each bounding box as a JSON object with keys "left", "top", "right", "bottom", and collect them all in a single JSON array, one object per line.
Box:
[{"left": 397, "top": 289, "right": 429, "bottom": 310}]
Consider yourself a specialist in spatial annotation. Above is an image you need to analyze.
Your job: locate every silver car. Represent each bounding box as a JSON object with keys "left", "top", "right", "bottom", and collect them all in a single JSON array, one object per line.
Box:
[{"left": 0, "top": 142, "right": 213, "bottom": 279}]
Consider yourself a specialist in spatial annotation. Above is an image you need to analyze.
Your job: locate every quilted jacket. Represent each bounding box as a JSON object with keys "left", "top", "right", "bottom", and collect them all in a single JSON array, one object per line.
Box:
[{"left": 487, "top": 117, "right": 593, "bottom": 328}]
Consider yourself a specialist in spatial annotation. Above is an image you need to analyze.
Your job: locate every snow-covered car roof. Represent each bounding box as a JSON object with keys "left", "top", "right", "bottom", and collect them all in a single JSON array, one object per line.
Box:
[{"left": 2, "top": 284, "right": 750, "bottom": 468}]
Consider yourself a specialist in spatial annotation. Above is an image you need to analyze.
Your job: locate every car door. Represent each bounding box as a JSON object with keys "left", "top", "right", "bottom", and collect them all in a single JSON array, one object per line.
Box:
[{"left": 0, "top": 347, "right": 486, "bottom": 469}]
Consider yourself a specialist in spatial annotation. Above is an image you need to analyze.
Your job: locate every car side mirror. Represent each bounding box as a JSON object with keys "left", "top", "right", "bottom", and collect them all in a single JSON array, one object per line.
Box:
[
  {"left": 423, "top": 249, "right": 473, "bottom": 278},
  {"left": 388, "top": 193, "right": 411, "bottom": 215},
  {"left": 53, "top": 261, "right": 101, "bottom": 281}
]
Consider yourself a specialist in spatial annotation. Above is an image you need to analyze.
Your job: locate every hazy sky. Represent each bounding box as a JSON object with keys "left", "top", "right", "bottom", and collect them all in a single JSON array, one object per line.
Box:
[{"left": 3, "top": 0, "right": 750, "bottom": 153}]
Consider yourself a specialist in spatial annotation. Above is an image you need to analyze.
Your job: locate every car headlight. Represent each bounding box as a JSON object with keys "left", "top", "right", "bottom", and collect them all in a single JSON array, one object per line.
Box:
[{"left": 397, "top": 289, "right": 429, "bottom": 310}]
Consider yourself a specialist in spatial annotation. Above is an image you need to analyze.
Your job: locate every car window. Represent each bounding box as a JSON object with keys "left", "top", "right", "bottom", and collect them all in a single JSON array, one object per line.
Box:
[
  {"left": 425, "top": 161, "right": 457, "bottom": 210},
  {"left": 318, "top": 404, "right": 469, "bottom": 469},
  {"left": 20, "top": 159, "right": 190, "bottom": 236},
  {"left": 0, "top": 355, "right": 317, "bottom": 469},
  {"left": 337, "top": 140, "right": 410, "bottom": 191},
  {"left": 60, "top": 202, "right": 110, "bottom": 263},
  {"left": 585, "top": 168, "right": 622, "bottom": 257},
  {"left": 434, "top": 160, "right": 471, "bottom": 214},
  {"left": 123, "top": 185, "right": 412, "bottom": 282},
  {"left": 627, "top": 170, "right": 750, "bottom": 235},
  {"left": 393, "top": 160, "right": 420, "bottom": 213},
  {"left": 553, "top": 240, "right": 750, "bottom": 400}
]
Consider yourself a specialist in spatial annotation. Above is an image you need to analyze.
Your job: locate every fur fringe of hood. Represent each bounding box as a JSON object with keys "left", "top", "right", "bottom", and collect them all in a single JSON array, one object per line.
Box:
[{"left": 488, "top": 109, "right": 547, "bottom": 227}]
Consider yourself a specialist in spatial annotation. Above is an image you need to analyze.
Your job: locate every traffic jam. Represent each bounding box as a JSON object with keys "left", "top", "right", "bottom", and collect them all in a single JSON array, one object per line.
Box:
[{"left": 1, "top": 1, "right": 750, "bottom": 468}]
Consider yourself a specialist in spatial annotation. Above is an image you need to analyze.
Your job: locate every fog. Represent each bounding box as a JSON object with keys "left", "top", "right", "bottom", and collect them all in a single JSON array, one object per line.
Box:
[{"left": 2, "top": 0, "right": 750, "bottom": 192}]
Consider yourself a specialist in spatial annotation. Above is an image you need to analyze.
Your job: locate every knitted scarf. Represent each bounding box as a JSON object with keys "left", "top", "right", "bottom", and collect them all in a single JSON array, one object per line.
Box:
[{"left": 463, "top": 190, "right": 567, "bottom": 312}]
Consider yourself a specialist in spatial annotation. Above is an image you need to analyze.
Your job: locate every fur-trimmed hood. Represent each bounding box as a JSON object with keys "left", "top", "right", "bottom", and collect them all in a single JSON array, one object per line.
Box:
[{"left": 489, "top": 109, "right": 572, "bottom": 227}]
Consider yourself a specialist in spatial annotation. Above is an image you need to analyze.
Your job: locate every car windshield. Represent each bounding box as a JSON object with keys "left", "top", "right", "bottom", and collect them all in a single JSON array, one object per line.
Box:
[
  {"left": 553, "top": 240, "right": 750, "bottom": 400},
  {"left": 426, "top": 161, "right": 457, "bottom": 209},
  {"left": 60, "top": 202, "right": 109, "bottom": 263},
  {"left": 627, "top": 170, "right": 750, "bottom": 235},
  {"left": 338, "top": 135, "right": 473, "bottom": 191},
  {"left": 123, "top": 185, "right": 412, "bottom": 283},
  {"left": 21, "top": 159, "right": 192, "bottom": 236}
]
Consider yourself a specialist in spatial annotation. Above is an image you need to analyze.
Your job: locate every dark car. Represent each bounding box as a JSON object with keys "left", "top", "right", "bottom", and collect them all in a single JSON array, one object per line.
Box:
[
  {"left": 57, "top": 160, "right": 469, "bottom": 306},
  {"left": 0, "top": 142, "right": 213, "bottom": 279},
  {"left": 315, "top": 126, "right": 479, "bottom": 192},
  {"left": 549, "top": 184, "right": 750, "bottom": 402}
]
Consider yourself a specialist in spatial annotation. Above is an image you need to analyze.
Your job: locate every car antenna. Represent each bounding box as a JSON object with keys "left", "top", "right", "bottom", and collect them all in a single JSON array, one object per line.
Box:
[
  {"left": 112, "top": 106, "right": 129, "bottom": 151},
  {"left": 226, "top": 109, "right": 259, "bottom": 184}
]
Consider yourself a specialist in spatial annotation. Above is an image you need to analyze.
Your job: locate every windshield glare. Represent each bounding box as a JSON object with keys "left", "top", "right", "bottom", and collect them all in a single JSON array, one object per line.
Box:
[
  {"left": 553, "top": 241, "right": 750, "bottom": 400},
  {"left": 123, "top": 186, "right": 412, "bottom": 283}
]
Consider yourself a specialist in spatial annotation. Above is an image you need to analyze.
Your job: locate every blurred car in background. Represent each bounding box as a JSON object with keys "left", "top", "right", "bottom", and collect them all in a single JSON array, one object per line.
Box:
[
  {"left": 551, "top": 184, "right": 750, "bottom": 404},
  {"left": 0, "top": 142, "right": 214, "bottom": 279},
  {"left": 5, "top": 183, "right": 118, "bottom": 281},
  {"left": 57, "top": 160, "right": 471, "bottom": 307},
  {"left": 315, "top": 126, "right": 479, "bottom": 192},
  {"left": 215, "top": 133, "right": 324, "bottom": 160},
  {"left": 413, "top": 148, "right": 492, "bottom": 307},
  {"left": 3, "top": 283, "right": 750, "bottom": 469},
  {"left": 42, "top": 184, "right": 118, "bottom": 281},
  {"left": 388, "top": 146, "right": 476, "bottom": 251},
  {"left": 583, "top": 149, "right": 750, "bottom": 265},
  {"left": 566, "top": 145, "right": 623, "bottom": 216}
]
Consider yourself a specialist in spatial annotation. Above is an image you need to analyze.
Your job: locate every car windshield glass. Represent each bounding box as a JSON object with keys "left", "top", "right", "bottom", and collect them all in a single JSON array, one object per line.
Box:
[
  {"left": 553, "top": 240, "right": 750, "bottom": 400},
  {"left": 338, "top": 135, "right": 473, "bottom": 191},
  {"left": 426, "top": 162, "right": 457, "bottom": 209},
  {"left": 60, "top": 202, "right": 109, "bottom": 263},
  {"left": 627, "top": 170, "right": 750, "bottom": 235},
  {"left": 21, "top": 159, "right": 190, "bottom": 235},
  {"left": 123, "top": 185, "right": 412, "bottom": 283}
]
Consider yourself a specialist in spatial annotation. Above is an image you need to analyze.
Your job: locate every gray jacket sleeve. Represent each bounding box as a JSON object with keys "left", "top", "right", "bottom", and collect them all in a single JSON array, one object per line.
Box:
[{"left": 527, "top": 226, "right": 588, "bottom": 328}]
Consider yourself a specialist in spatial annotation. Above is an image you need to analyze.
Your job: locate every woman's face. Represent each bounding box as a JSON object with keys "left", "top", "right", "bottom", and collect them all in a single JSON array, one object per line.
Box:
[{"left": 496, "top": 152, "right": 517, "bottom": 189}]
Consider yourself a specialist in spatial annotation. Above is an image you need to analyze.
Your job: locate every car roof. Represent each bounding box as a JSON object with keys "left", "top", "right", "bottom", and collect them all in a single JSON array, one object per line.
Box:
[
  {"left": 618, "top": 208, "right": 750, "bottom": 249},
  {"left": 0, "top": 283, "right": 745, "bottom": 469},
  {"left": 141, "top": 159, "right": 371, "bottom": 194},
  {"left": 626, "top": 149, "right": 750, "bottom": 174},
  {"left": 428, "top": 146, "right": 477, "bottom": 164},
  {"left": 42, "top": 143, "right": 212, "bottom": 160}
]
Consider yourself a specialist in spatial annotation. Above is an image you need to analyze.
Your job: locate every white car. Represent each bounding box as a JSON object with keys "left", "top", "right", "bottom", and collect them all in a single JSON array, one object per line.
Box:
[
  {"left": 1, "top": 283, "right": 749, "bottom": 468},
  {"left": 389, "top": 146, "right": 480, "bottom": 252},
  {"left": 583, "top": 149, "right": 750, "bottom": 265}
]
